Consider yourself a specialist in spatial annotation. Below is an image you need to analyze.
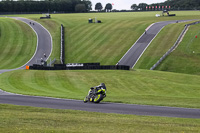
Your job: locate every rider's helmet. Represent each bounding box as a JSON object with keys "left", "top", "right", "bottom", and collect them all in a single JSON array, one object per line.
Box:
[
  {"left": 100, "top": 83, "right": 105, "bottom": 86},
  {"left": 100, "top": 83, "right": 106, "bottom": 90}
]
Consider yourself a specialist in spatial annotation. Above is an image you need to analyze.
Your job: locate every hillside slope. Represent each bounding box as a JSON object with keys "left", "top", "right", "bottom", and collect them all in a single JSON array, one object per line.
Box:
[
  {"left": 15, "top": 11, "right": 200, "bottom": 65},
  {"left": 0, "top": 69, "right": 199, "bottom": 108},
  {"left": 156, "top": 23, "right": 200, "bottom": 75},
  {"left": 0, "top": 18, "right": 36, "bottom": 69}
]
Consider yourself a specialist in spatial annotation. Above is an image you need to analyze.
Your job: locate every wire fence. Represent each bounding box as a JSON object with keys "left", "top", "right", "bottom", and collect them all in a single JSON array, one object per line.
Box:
[
  {"left": 150, "top": 20, "right": 200, "bottom": 70},
  {"left": 47, "top": 58, "right": 56, "bottom": 66}
]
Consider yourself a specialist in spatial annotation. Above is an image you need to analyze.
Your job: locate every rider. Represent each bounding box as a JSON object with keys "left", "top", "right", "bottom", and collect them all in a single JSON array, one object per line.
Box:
[
  {"left": 88, "top": 83, "right": 106, "bottom": 97},
  {"left": 96, "top": 83, "right": 106, "bottom": 95}
]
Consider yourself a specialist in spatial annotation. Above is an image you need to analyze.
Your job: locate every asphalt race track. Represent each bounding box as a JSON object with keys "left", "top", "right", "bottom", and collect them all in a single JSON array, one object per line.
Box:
[
  {"left": 0, "top": 93, "right": 200, "bottom": 119},
  {"left": 118, "top": 20, "right": 192, "bottom": 68},
  {"left": 14, "top": 17, "right": 52, "bottom": 68},
  {"left": 0, "top": 18, "right": 200, "bottom": 118}
]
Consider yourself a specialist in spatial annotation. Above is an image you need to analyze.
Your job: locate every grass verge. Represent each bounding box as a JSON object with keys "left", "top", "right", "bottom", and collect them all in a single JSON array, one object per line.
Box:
[
  {"left": 0, "top": 104, "right": 200, "bottom": 133},
  {"left": 0, "top": 69, "right": 200, "bottom": 108}
]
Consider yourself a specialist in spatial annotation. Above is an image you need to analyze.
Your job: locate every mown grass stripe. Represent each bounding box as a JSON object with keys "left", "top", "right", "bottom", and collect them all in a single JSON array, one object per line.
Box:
[
  {"left": 68, "top": 21, "right": 117, "bottom": 63},
  {"left": 44, "top": 72, "right": 70, "bottom": 94},
  {"left": 32, "top": 71, "right": 59, "bottom": 94},
  {"left": 0, "top": 18, "right": 36, "bottom": 69},
  {"left": 67, "top": 23, "right": 105, "bottom": 55},
  {"left": 0, "top": 20, "right": 16, "bottom": 68},
  {"left": 2, "top": 20, "right": 24, "bottom": 68},
  {"left": 69, "top": 20, "right": 127, "bottom": 63}
]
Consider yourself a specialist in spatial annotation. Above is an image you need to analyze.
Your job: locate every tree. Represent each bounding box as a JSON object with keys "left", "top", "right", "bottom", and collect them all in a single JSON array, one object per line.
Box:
[
  {"left": 131, "top": 4, "right": 138, "bottom": 10},
  {"left": 138, "top": 3, "right": 148, "bottom": 11},
  {"left": 161, "top": 0, "right": 200, "bottom": 10},
  {"left": 95, "top": 2, "right": 102, "bottom": 11},
  {"left": 0, "top": 0, "right": 92, "bottom": 13},
  {"left": 82, "top": 0, "right": 92, "bottom": 11},
  {"left": 105, "top": 3, "right": 112, "bottom": 12},
  {"left": 75, "top": 4, "right": 86, "bottom": 12}
]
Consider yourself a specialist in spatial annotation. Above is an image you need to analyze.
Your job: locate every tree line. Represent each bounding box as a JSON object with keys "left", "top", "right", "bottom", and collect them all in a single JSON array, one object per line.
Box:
[
  {"left": 0, "top": 0, "right": 199, "bottom": 13},
  {"left": 95, "top": 3, "right": 112, "bottom": 12},
  {"left": 94, "top": 0, "right": 200, "bottom": 12},
  {"left": 131, "top": 0, "right": 200, "bottom": 11},
  {"left": 163, "top": 0, "right": 200, "bottom": 10},
  {"left": 0, "top": 0, "right": 92, "bottom": 13}
]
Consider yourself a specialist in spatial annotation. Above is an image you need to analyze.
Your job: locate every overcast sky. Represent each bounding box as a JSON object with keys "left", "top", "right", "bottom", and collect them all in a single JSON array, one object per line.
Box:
[{"left": 90, "top": 0, "right": 166, "bottom": 10}]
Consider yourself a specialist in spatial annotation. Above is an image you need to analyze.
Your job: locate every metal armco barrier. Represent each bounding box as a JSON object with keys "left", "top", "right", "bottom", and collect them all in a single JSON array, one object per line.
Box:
[
  {"left": 60, "top": 24, "right": 65, "bottom": 64},
  {"left": 150, "top": 21, "right": 200, "bottom": 70}
]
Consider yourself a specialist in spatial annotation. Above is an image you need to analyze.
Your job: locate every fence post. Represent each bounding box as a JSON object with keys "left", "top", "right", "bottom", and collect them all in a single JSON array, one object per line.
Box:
[{"left": 60, "top": 24, "right": 65, "bottom": 64}]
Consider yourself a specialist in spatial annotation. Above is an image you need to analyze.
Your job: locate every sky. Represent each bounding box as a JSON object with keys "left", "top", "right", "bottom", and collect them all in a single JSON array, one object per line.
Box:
[{"left": 90, "top": 0, "right": 166, "bottom": 10}]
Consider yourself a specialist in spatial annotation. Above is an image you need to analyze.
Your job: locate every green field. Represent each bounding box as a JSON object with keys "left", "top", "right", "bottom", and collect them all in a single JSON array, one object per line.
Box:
[
  {"left": 0, "top": 17, "right": 37, "bottom": 69},
  {"left": 4, "top": 12, "right": 199, "bottom": 70},
  {"left": 1, "top": 104, "right": 200, "bottom": 133},
  {"left": 156, "top": 23, "right": 200, "bottom": 74},
  {"left": 11, "top": 11, "right": 200, "bottom": 65},
  {"left": 135, "top": 21, "right": 200, "bottom": 75},
  {"left": 1, "top": 69, "right": 200, "bottom": 108},
  {"left": 134, "top": 21, "right": 192, "bottom": 69}
]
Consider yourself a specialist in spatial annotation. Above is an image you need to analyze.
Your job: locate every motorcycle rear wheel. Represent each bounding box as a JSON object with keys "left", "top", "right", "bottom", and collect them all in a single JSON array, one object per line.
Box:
[{"left": 94, "top": 94, "right": 103, "bottom": 103}]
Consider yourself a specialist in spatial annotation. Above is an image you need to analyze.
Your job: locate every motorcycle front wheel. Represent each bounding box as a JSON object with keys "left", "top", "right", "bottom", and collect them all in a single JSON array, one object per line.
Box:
[{"left": 83, "top": 97, "right": 88, "bottom": 103}]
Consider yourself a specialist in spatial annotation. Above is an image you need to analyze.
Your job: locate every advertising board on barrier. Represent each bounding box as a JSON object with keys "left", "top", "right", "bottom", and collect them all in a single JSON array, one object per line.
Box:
[{"left": 66, "top": 63, "right": 84, "bottom": 67}]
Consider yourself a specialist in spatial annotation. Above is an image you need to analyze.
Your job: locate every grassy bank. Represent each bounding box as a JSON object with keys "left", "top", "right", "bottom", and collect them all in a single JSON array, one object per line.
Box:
[
  {"left": 156, "top": 23, "right": 200, "bottom": 75},
  {"left": 29, "top": 13, "right": 152, "bottom": 65},
  {"left": 134, "top": 22, "right": 185, "bottom": 69},
  {"left": 0, "top": 104, "right": 200, "bottom": 133},
  {"left": 0, "top": 17, "right": 37, "bottom": 69},
  {"left": 0, "top": 69, "right": 200, "bottom": 108}
]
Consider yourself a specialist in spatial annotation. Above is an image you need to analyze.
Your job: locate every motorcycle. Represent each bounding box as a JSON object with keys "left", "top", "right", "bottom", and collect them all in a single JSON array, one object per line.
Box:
[{"left": 84, "top": 87, "right": 106, "bottom": 103}]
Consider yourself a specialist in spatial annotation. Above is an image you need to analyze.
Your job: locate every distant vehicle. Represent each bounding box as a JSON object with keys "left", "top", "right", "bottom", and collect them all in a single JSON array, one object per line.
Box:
[
  {"left": 40, "top": 13, "right": 51, "bottom": 19},
  {"left": 162, "top": 10, "right": 176, "bottom": 17},
  {"left": 155, "top": 14, "right": 160, "bottom": 17}
]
